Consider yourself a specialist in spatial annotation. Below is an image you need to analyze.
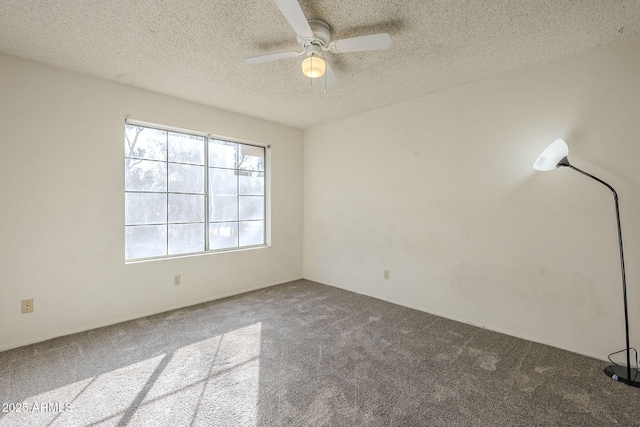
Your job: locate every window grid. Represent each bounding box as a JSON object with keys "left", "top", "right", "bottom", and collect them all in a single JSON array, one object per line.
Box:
[
  {"left": 125, "top": 124, "right": 266, "bottom": 261},
  {"left": 164, "top": 132, "right": 169, "bottom": 253},
  {"left": 235, "top": 160, "right": 240, "bottom": 248},
  {"left": 204, "top": 135, "right": 211, "bottom": 253},
  {"left": 167, "top": 134, "right": 205, "bottom": 256}
]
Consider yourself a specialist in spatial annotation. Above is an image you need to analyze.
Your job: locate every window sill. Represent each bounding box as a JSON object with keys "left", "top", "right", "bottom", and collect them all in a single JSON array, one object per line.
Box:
[{"left": 125, "top": 244, "right": 270, "bottom": 264}]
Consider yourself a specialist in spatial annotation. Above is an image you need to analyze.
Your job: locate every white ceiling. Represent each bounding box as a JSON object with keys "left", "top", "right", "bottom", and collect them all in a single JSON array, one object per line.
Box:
[{"left": 1, "top": 1, "right": 639, "bottom": 129}]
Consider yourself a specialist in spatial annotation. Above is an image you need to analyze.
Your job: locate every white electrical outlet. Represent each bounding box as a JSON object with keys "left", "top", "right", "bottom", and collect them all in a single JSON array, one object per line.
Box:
[
  {"left": 174, "top": 275, "right": 181, "bottom": 286},
  {"left": 384, "top": 270, "right": 390, "bottom": 280}
]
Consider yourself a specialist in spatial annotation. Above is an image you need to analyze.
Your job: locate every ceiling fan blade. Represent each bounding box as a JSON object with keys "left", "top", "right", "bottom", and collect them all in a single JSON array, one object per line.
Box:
[
  {"left": 244, "top": 51, "right": 302, "bottom": 65},
  {"left": 275, "top": 0, "right": 314, "bottom": 39},
  {"left": 328, "top": 33, "right": 392, "bottom": 53},
  {"left": 320, "top": 61, "right": 337, "bottom": 89}
]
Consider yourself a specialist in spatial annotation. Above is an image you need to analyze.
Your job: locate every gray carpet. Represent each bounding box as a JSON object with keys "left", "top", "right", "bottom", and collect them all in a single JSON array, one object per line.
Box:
[{"left": 1, "top": 279, "right": 638, "bottom": 426}]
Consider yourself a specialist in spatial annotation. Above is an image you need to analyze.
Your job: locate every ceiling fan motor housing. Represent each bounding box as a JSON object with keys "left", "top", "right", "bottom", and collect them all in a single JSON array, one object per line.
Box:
[{"left": 298, "top": 18, "right": 331, "bottom": 48}]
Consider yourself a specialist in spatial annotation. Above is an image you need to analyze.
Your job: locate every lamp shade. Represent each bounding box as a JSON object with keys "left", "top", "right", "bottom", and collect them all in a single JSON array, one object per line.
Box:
[
  {"left": 301, "top": 55, "right": 326, "bottom": 78},
  {"left": 533, "top": 138, "right": 569, "bottom": 171}
]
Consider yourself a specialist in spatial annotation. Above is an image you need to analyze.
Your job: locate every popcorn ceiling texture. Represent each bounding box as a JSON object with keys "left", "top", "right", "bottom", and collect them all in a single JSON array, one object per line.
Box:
[{"left": 0, "top": 1, "right": 639, "bottom": 128}]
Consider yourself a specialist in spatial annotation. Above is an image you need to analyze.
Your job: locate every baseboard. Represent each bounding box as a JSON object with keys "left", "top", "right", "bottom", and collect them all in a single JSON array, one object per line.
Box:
[
  {"left": 303, "top": 275, "right": 607, "bottom": 363},
  {"left": 0, "top": 276, "right": 304, "bottom": 352}
]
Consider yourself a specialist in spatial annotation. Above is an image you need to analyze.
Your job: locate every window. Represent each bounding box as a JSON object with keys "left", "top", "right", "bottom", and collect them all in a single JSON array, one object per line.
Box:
[{"left": 124, "top": 123, "right": 266, "bottom": 260}]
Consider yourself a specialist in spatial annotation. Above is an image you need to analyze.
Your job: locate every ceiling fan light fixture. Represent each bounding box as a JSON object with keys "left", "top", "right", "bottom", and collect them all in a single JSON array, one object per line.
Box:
[
  {"left": 244, "top": 0, "right": 392, "bottom": 89},
  {"left": 301, "top": 54, "right": 326, "bottom": 78}
]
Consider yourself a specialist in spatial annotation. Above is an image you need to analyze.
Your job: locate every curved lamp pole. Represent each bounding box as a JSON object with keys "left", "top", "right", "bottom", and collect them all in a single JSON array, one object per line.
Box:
[{"left": 533, "top": 138, "right": 639, "bottom": 387}]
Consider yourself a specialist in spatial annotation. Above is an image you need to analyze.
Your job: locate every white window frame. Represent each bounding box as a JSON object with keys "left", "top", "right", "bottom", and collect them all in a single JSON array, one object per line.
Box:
[{"left": 124, "top": 119, "right": 270, "bottom": 262}]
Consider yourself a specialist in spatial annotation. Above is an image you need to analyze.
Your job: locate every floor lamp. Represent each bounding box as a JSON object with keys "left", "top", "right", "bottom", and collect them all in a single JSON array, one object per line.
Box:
[{"left": 533, "top": 138, "right": 640, "bottom": 388}]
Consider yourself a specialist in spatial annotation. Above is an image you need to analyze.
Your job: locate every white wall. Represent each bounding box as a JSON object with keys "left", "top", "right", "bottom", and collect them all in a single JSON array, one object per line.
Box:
[
  {"left": 0, "top": 54, "right": 304, "bottom": 351},
  {"left": 304, "top": 38, "right": 640, "bottom": 361},
  {"left": 3, "top": 38, "right": 640, "bottom": 362}
]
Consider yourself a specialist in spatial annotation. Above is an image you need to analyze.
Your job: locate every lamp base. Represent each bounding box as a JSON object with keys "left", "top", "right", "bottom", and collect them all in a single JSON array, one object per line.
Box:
[{"left": 604, "top": 364, "right": 640, "bottom": 388}]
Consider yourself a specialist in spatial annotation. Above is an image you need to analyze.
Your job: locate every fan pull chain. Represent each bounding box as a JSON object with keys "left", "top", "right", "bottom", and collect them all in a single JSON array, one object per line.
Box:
[
  {"left": 322, "top": 55, "right": 327, "bottom": 94},
  {"left": 310, "top": 56, "right": 313, "bottom": 91}
]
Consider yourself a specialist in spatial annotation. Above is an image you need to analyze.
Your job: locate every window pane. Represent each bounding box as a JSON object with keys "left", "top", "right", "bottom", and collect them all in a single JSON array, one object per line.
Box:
[
  {"left": 169, "top": 164, "right": 204, "bottom": 194},
  {"left": 124, "top": 124, "right": 267, "bottom": 259},
  {"left": 125, "top": 126, "right": 167, "bottom": 161},
  {"left": 238, "top": 144, "right": 265, "bottom": 171},
  {"left": 209, "top": 222, "right": 239, "bottom": 250},
  {"left": 169, "top": 194, "right": 204, "bottom": 223},
  {"left": 239, "top": 221, "right": 264, "bottom": 246},
  {"left": 125, "top": 193, "right": 167, "bottom": 225},
  {"left": 125, "top": 159, "right": 167, "bottom": 192},
  {"left": 169, "top": 223, "right": 204, "bottom": 255},
  {"left": 239, "top": 171, "right": 264, "bottom": 195},
  {"left": 168, "top": 132, "right": 204, "bottom": 165},
  {"left": 239, "top": 196, "right": 264, "bottom": 220},
  {"left": 209, "top": 140, "right": 237, "bottom": 168},
  {"left": 209, "top": 168, "right": 237, "bottom": 195},
  {"left": 210, "top": 195, "right": 238, "bottom": 222},
  {"left": 125, "top": 225, "right": 167, "bottom": 259}
]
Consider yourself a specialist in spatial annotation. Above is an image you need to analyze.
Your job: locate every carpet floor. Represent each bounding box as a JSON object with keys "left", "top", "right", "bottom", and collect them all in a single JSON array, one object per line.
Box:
[{"left": 1, "top": 279, "right": 638, "bottom": 426}]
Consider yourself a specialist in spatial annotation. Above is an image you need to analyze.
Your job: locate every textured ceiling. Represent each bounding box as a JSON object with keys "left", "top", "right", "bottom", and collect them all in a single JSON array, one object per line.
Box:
[{"left": 1, "top": 1, "right": 639, "bottom": 129}]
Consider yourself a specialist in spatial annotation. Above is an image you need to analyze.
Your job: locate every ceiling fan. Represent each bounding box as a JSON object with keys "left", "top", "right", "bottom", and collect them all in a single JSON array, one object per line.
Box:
[{"left": 244, "top": 0, "right": 392, "bottom": 89}]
